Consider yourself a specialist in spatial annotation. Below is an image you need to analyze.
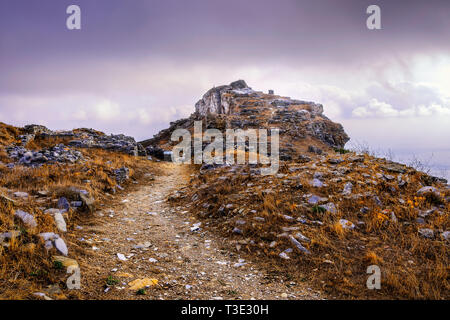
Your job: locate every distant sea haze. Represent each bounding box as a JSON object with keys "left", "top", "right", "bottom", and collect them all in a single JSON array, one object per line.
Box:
[
  {"left": 397, "top": 149, "right": 450, "bottom": 182},
  {"left": 348, "top": 146, "right": 450, "bottom": 182}
]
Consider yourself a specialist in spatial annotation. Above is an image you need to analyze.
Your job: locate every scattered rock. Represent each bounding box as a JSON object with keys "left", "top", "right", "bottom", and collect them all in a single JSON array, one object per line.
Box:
[
  {"left": 294, "top": 232, "right": 311, "bottom": 243},
  {"left": 190, "top": 222, "right": 202, "bottom": 232},
  {"left": 339, "top": 219, "right": 355, "bottom": 230},
  {"left": 45, "top": 209, "right": 67, "bottom": 233},
  {"left": 52, "top": 255, "right": 78, "bottom": 268},
  {"left": 33, "top": 292, "right": 53, "bottom": 300},
  {"left": 342, "top": 182, "right": 353, "bottom": 195},
  {"left": 417, "top": 186, "right": 440, "bottom": 197},
  {"left": 14, "top": 210, "right": 37, "bottom": 228},
  {"left": 328, "top": 158, "right": 343, "bottom": 165},
  {"left": 128, "top": 278, "right": 158, "bottom": 290},
  {"left": 308, "top": 146, "right": 323, "bottom": 155},
  {"left": 319, "top": 202, "right": 337, "bottom": 214},
  {"left": 382, "top": 163, "right": 407, "bottom": 174},
  {"left": 232, "top": 227, "right": 243, "bottom": 234},
  {"left": 441, "top": 231, "right": 450, "bottom": 241},
  {"left": 418, "top": 228, "right": 434, "bottom": 239},
  {"left": 279, "top": 252, "right": 290, "bottom": 260},
  {"left": 117, "top": 253, "right": 128, "bottom": 261},
  {"left": 114, "top": 167, "right": 130, "bottom": 183},
  {"left": 58, "top": 197, "right": 70, "bottom": 211},
  {"left": 54, "top": 237, "right": 68, "bottom": 256},
  {"left": 13, "top": 191, "right": 29, "bottom": 199},
  {"left": 289, "top": 235, "right": 310, "bottom": 254},
  {"left": 311, "top": 178, "right": 323, "bottom": 188}
]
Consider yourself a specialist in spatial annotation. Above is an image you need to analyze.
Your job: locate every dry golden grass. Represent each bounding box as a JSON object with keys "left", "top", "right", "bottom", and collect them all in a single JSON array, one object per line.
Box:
[
  {"left": 0, "top": 122, "right": 23, "bottom": 146},
  {"left": 174, "top": 152, "right": 450, "bottom": 300},
  {"left": 0, "top": 124, "right": 157, "bottom": 299}
]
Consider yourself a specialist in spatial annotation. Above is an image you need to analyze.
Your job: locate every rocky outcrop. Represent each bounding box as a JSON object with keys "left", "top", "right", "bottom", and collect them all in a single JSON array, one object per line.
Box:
[
  {"left": 144, "top": 80, "right": 350, "bottom": 159},
  {"left": 7, "top": 144, "right": 84, "bottom": 167},
  {"left": 195, "top": 80, "right": 252, "bottom": 115},
  {"left": 5, "top": 125, "right": 146, "bottom": 167}
]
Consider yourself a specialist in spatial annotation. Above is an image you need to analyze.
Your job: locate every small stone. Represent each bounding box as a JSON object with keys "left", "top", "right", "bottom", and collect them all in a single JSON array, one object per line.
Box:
[
  {"left": 339, "top": 219, "right": 355, "bottom": 230},
  {"left": 45, "top": 209, "right": 66, "bottom": 233},
  {"left": 311, "top": 178, "right": 323, "bottom": 188},
  {"left": 52, "top": 256, "right": 78, "bottom": 268},
  {"left": 417, "top": 186, "right": 439, "bottom": 196},
  {"left": 33, "top": 292, "right": 53, "bottom": 300},
  {"left": 232, "top": 227, "right": 243, "bottom": 234},
  {"left": 279, "top": 252, "right": 290, "bottom": 260},
  {"left": 418, "top": 208, "right": 436, "bottom": 218},
  {"left": 416, "top": 217, "right": 426, "bottom": 224},
  {"left": 418, "top": 228, "right": 434, "bottom": 239},
  {"left": 53, "top": 237, "right": 68, "bottom": 256},
  {"left": 134, "top": 242, "right": 152, "bottom": 249},
  {"left": 308, "top": 195, "right": 320, "bottom": 205},
  {"left": 14, "top": 210, "right": 37, "bottom": 228},
  {"left": 373, "top": 196, "right": 383, "bottom": 207},
  {"left": 117, "top": 253, "right": 128, "bottom": 261},
  {"left": 44, "top": 240, "right": 54, "bottom": 250},
  {"left": 39, "top": 232, "right": 58, "bottom": 241},
  {"left": 308, "top": 146, "right": 322, "bottom": 155},
  {"left": 57, "top": 197, "right": 70, "bottom": 211},
  {"left": 294, "top": 232, "right": 310, "bottom": 243},
  {"left": 289, "top": 235, "right": 310, "bottom": 254},
  {"left": 360, "top": 207, "right": 370, "bottom": 214},
  {"left": 71, "top": 201, "right": 83, "bottom": 208},
  {"left": 319, "top": 202, "right": 337, "bottom": 214},
  {"left": 391, "top": 212, "right": 398, "bottom": 223},
  {"left": 13, "top": 191, "right": 29, "bottom": 199},
  {"left": 128, "top": 278, "right": 158, "bottom": 290},
  {"left": 328, "top": 158, "right": 343, "bottom": 165},
  {"left": 342, "top": 182, "right": 353, "bottom": 195},
  {"left": 190, "top": 222, "right": 201, "bottom": 232}
]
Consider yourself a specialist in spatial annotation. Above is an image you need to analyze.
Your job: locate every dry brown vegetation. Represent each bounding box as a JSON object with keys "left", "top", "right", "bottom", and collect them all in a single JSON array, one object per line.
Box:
[
  {"left": 172, "top": 152, "right": 449, "bottom": 299},
  {"left": 0, "top": 123, "right": 157, "bottom": 299}
]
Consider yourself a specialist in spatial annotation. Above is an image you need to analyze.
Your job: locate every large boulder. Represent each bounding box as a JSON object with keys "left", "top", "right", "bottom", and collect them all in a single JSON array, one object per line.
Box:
[{"left": 195, "top": 80, "right": 251, "bottom": 115}]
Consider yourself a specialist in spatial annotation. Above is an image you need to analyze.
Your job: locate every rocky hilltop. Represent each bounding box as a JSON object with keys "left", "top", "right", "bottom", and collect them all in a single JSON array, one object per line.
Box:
[
  {"left": 0, "top": 81, "right": 448, "bottom": 300},
  {"left": 141, "top": 80, "right": 349, "bottom": 161}
]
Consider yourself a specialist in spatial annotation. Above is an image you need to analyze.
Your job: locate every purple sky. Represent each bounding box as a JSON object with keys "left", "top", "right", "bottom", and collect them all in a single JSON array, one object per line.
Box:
[{"left": 1, "top": 0, "right": 449, "bottom": 176}]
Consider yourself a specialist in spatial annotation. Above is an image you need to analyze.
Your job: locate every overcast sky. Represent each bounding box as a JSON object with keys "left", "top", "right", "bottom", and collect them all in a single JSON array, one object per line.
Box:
[{"left": 0, "top": 0, "right": 449, "bottom": 175}]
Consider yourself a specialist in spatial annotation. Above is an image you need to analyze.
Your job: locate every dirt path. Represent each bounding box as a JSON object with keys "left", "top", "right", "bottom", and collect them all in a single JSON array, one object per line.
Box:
[{"left": 74, "top": 163, "right": 322, "bottom": 300}]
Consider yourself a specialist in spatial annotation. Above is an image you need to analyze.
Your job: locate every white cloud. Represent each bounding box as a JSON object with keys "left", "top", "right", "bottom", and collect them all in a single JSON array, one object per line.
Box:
[
  {"left": 353, "top": 99, "right": 399, "bottom": 118},
  {"left": 352, "top": 98, "right": 450, "bottom": 119},
  {"left": 348, "top": 81, "right": 450, "bottom": 119}
]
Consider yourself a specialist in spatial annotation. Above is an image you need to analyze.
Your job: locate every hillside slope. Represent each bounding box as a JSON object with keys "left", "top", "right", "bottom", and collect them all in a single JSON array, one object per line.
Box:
[
  {"left": 0, "top": 80, "right": 448, "bottom": 300},
  {"left": 144, "top": 81, "right": 450, "bottom": 299}
]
